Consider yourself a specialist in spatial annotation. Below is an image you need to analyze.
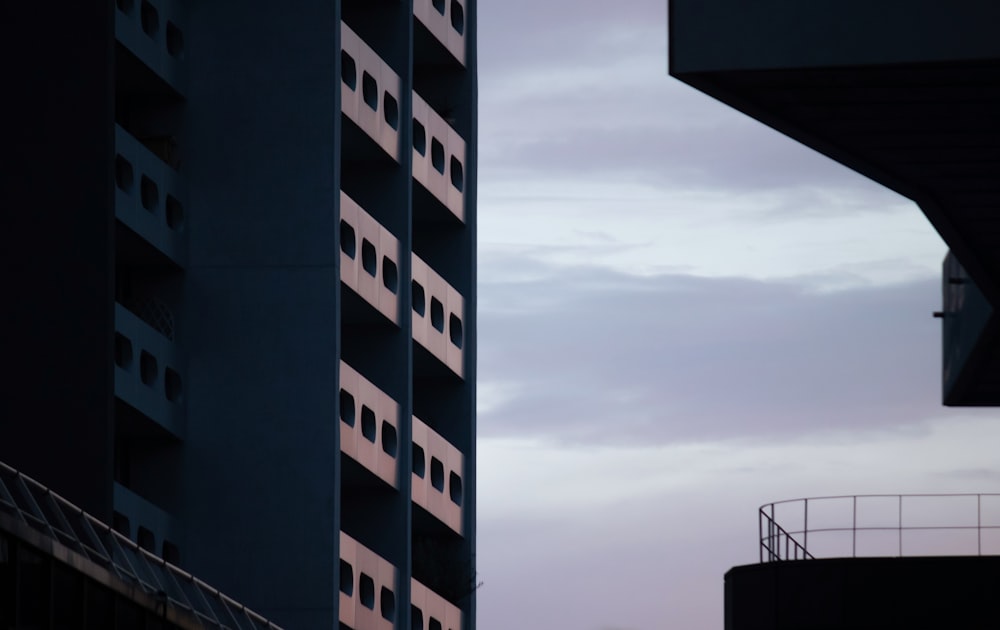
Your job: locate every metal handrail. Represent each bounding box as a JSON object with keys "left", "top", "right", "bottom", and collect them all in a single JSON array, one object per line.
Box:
[
  {"left": 760, "top": 504, "right": 814, "bottom": 562},
  {"left": 0, "top": 460, "right": 282, "bottom": 629},
  {"left": 759, "top": 494, "right": 1000, "bottom": 563}
]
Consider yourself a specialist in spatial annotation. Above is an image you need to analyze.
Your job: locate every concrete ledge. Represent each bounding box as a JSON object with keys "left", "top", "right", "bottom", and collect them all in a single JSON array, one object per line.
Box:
[{"left": 670, "top": 0, "right": 1000, "bottom": 74}]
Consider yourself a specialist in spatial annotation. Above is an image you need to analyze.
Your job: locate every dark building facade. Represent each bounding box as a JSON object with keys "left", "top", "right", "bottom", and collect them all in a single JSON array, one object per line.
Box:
[
  {"left": 669, "top": 1, "right": 1000, "bottom": 628},
  {"left": 1, "top": 1, "right": 476, "bottom": 629}
]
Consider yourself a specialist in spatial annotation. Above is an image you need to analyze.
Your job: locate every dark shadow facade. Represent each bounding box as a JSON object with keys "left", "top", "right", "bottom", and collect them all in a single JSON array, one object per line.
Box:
[
  {"left": 727, "top": 557, "right": 1000, "bottom": 630},
  {"left": 0, "top": 2, "right": 477, "bottom": 629}
]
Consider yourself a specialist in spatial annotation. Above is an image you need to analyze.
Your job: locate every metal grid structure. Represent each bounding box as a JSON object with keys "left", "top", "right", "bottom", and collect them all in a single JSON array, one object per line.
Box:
[
  {"left": 0, "top": 461, "right": 281, "bottom": 629},
  {"left": 760, "top": 494, "right": 1000, "bottom": 562}
]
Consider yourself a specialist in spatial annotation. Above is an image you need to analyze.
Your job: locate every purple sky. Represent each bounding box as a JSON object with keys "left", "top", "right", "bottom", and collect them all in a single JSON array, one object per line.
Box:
[{"left": 473, "top": 2, "right": 998, "bottom": 629}]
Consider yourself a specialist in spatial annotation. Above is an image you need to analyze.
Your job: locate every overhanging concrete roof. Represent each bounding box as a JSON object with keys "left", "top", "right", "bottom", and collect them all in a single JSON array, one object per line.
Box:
[{"left": 669, "top": 0, "right": 1000, "bottom": 404}]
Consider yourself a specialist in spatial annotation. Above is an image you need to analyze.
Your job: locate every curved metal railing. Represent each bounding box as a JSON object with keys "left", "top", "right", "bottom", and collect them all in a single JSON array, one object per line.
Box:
[
  {"left": 0, "top": 460, "right": 282, "bottom": 629},
  {"left": 760, "top": 494, "right": 1000, "bottom": 563}
]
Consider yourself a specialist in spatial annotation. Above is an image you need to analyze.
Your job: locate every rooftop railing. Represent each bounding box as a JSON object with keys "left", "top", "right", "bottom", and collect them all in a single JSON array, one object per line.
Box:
[
  {"left": 760, "top": 494, "right": 1000, "bottom": 563},
  {"left": 0, "top": 460, "right": 281, "bottom": 629}
]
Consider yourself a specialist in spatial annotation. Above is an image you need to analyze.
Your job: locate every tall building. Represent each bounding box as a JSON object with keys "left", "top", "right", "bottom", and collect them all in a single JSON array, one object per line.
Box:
[
  {"left": 1, "top": 1, "right": 476, "bottom": 629},
  {"left": 669, "top": 0, "right": 1000, "bottom": 627}
]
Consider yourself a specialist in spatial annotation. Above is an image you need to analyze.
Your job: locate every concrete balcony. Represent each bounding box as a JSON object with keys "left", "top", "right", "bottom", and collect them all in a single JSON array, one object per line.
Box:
[
  {"left": 339, "top": 532, "right": 398, "bottom": 630},
  {"left": 112, "top": 482, "right": 180, "bottom": 561},
  {"left": 115, "top": 0, "right": 186, "bottom": 93},
  {"left": 413, "top": 0, "right": 467, "bottom": 67},
  {"left": 114, "top": 303, "right": 184, "bottom": 438},
  {"left": 411, "top": 577, "right": 463, "bottom": 630},
  {"left": 340, "top": 191, "right": 401, "bottom": 326},
  {"left": 341, "top": 22, "right": 402, "bottom": 162},
  {"left": 412, "top": 91, "right": 466, "bottom": 223},
  {"left": 339, "top": 361, "right": 400, "bottom": 489},
  {"left": 411, "top": 254, "right": 465, "bottom": 379},
  {"left": 115, "top": 125, "right": 187, "bottom": 267},
  {"left": 411, "top": 415, "right": 464, "bottom": 535}
]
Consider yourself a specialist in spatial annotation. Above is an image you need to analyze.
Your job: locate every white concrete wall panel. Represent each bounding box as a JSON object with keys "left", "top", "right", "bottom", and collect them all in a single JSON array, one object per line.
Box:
[
  {"left": 113, "top": 303, "right": 185, "bottom": 439},
  {"left": 340, "top": 27, "right": 361, "bottom": 123},
  {"left": 339, "top": 534, "right": 358, "bottom": 629},
  {"left": 377, "top": 389, "right": 401, "bottom": 483},
  {"left": 411, "top": 254, "right": 464, "bottom": 378},
  {"left": 411, "top": 577, "right": 463, "bottom": 630},
  {"left": 356, "top": 200, "right": 382, "bottom": 307},
  {"left": 411, "top": 255, "right": 430, "bottom": 349},
  {"left": 340, "top": 191, "right": 401, "bottom": 326},
  {"left": 114, "top": 125, "right": 187, "bottom": 266},
  {"left": 411, "top": 415, "right": 463, "bottom": 535},
  {"left": 340, "top": 23, "right": 401, "bottom": 162},
  {"left": 413, "top": 0, "right": 467, "bottom": 66},
  {"left": 112, "top": 482, "right": 181, "bottom": 559},
  {"left": 339, "top": 361, "right": 360, "bottom": 463},
  {"left": 340, "top": 532, "right": 397, "bottom": 630},
  {"left": 339, "top": 192, "right": 360, "bottom": 290},
  {"left": 412, "top": 92, "right": 466, "bottom": 223},
  {"left": 445, "top": 283, "right": 464, "bottom": 373},
  {"left": 356, "top": 43, "right": 382, "bottom": 143},
  {"left": 339, "top": 361, "right": 400, "bottom": 488},
  {"left": 378, "top": 224, "right": 400, "bottom": 321},
  {"left": 114, "top": 0, "right": 186, "bottom": 92},
  {"left": 446, "top": 126, "right": 466, "bottom": 217},
  {"left": 410, "top": 418, "right": 429, "bottom": 507},
  {"left": 445, "top": 0, "right": 467, "bottom": 64}
]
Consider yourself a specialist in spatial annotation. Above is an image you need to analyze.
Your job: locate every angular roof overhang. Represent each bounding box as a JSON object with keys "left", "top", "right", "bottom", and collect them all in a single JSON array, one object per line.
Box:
[{"left": 669, "top": 0, "right": 1000, "bottom": 405}]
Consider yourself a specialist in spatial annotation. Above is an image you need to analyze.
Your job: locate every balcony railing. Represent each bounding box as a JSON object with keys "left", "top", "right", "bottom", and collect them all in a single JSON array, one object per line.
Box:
[
  {"left": 411, "top": 254, "right": 464, "bottom": 378},
  {"left": 341, "top": 22, "right": 402, "bottom": 162},
  {"left": 339, "top": 532, "right": 397, "bottom": 630},
  {"left": 412, "top": 91, "right": 466, "bottom": 223},
  {"left": 115, "top": 302, "right": 185, "bottom": 437},
  {"left": 339, "top": 191, "right": 401, "bottom": 325},
  {"left": 411, "top": 576, "right": 463, "bottom": 630},
  {"left": 0, "top": 460, "right": 281, "bottom": 629},
  {"left": 339, "top": 361, "right": 400, "bottom": 488},
  {"left": 413, "top": 0, "right": 467, "bottom": 66},
  {"left": 115, "top": 0, "right": 186, "bottom": 92},
  {"left": 760, "top": 494, "right": 1000, "bottom": 562},
  {"left": 115, "top": 124, "right": 187, "bottom": 266},
  {"left": 411, "top": 415, "right": 464, "bottom": 535}
]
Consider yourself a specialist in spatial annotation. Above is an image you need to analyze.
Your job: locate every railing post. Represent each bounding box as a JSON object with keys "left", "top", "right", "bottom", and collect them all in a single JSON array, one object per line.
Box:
[
  {"left": 898, "top": 495, "right": 903, "bottom": 557},
  {"left": 803, "top": 498, "right": 808, "bottom": 557},
  {"left": 757, "top": 494, "right": 1000, "bottom": 565},
  {"left": 759, "top": 508, "right": 764, "bottom": 564},
  {"left": 852, "top": 496, "right": 857, "bottom": 558},
  {"left": 771, "top": 503, "right": 776, "bottom": 561},
  {"left": 768, "top": 509, "right": 773, "bottom": 562}
]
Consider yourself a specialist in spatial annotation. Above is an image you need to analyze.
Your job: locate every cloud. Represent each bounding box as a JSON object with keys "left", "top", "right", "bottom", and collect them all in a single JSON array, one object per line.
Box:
[
  {"left": 477, "top": 256, "right": 966, "bottom": 446},
  {"left": 484, "top": 115, "right": 896, "bottom": 197},
  {"left": 478, "top": 0, "right": 667, "bottom": 72},
  {"left": 478, "top": 183, "right": 942, "bottom": 286},
  {"left": 478, "top": 0, "right": 913, "bottom": 205},
  {"left": 475, "top": 415, "right": 1000, "bottom": 630},
  {"left": 472, "top": 5, "right": 988, "bottom": 630}
]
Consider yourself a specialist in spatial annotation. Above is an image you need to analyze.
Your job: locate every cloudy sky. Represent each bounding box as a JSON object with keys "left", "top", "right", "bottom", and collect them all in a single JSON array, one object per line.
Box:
[{"left": 473, "top": 2, "right": 998, "bottom": 629}]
